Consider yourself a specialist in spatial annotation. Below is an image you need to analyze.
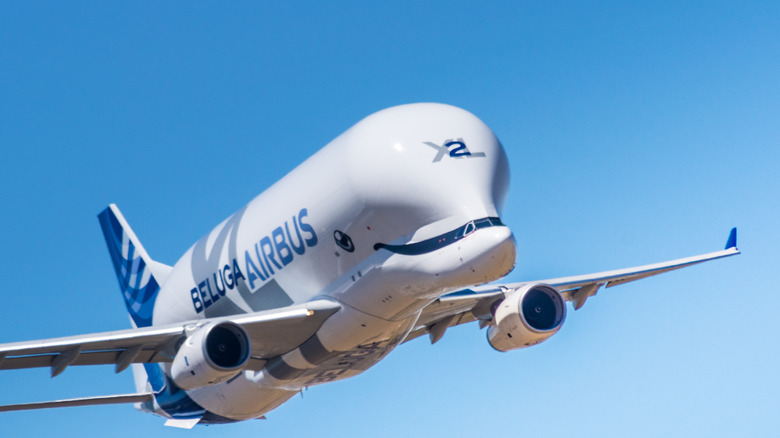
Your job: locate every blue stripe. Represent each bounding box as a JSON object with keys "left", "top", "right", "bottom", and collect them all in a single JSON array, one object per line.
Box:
[{"left": 143, "top": 363, "right": 206, "bottom": 420}]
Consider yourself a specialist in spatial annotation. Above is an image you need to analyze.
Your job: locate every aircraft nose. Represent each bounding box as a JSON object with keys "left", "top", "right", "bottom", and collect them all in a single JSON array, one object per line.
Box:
[
  {"left": 375, "top": 218, "right": 517, "bottom": 298},
  {"left": 407, "top": 223, "right": 516, "bottom": 290},
  {"left": 471, "top": 225, "right": 516, "bottom": 281}
]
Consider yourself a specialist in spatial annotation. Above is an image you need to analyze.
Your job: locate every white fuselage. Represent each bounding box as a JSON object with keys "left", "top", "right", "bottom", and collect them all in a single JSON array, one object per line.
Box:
[{"left": 150, "top": 103, "right": 516, "bottom": 420}]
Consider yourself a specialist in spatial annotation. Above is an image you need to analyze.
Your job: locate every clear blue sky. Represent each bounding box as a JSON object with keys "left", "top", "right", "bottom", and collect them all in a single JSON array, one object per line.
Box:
[{"left": 1, "top": 2, "right": 777, "bottom": 436}]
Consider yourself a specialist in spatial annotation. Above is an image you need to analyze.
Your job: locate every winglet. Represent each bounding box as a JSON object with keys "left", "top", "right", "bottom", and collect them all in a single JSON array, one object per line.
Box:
[{"left": 725, "top": 227, "right": 738, "bottom": 250}]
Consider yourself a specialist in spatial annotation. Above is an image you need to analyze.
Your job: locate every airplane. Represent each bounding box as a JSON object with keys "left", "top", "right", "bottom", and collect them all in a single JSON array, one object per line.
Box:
[{"left": 0, "top": 103, "right": 739, "bottom": 428}]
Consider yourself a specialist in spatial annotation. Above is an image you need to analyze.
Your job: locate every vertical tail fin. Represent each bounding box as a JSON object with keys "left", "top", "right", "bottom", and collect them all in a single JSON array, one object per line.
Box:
[
  {"left": 98, "top": 204, "right": 173, "bottom": 402},
  {"left": 98, "top": 204, "right": 171, "bottom": 328}
]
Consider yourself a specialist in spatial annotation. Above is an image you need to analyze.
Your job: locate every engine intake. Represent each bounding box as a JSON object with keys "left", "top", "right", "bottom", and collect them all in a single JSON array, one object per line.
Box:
[
  {"left": 170, "top": 321, "right": 251, "bottom": 390},
  {"left": 487, "top": 283, "right": 566, "bottom": 352}
]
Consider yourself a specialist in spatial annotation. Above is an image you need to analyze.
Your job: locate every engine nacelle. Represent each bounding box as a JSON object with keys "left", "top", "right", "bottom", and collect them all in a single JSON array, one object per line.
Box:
[
  {"left": 170, "top": 321, "right": 251, "bottom": 390},
  {"left": 487, "top": 283, "right": 566, "bottom": 352}
]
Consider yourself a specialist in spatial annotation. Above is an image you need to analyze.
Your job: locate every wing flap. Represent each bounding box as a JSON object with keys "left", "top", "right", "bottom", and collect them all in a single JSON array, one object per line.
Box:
[
  {"left": 0, "top": 349, "right": 164, "bottom": 371},
  {"left": 404, "top": 289, "right": 503, "bottom": 344},
  {"left": 0, "top": 325, "right": 183, "bottom": 358}
]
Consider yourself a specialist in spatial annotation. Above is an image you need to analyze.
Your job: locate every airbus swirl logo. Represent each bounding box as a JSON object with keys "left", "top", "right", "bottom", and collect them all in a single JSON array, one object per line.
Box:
[{"left": 423, "top": 138, "right": 486, "bottom": 163}]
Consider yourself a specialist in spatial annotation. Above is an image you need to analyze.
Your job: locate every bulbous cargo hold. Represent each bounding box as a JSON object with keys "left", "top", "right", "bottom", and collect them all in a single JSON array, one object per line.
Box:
[{"left": 155, "top": 103, "right": 514, "bottom": 324}]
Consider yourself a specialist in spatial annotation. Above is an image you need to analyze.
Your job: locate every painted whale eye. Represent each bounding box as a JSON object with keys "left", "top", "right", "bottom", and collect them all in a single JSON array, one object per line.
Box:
[{"left": 334, "top": 230, "right": 355, "bottom": 253}]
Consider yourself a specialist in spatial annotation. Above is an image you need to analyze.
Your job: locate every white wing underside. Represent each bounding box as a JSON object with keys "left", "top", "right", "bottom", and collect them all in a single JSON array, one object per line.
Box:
[
  {"left": 408, "top": 241, "right": 739, "bottom": 344},
  {"left": 0, "top": 300, "right": 340, "bottom": 377}
]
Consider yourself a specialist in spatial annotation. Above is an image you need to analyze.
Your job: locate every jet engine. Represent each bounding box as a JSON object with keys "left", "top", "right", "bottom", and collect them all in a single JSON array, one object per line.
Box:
[
  {"left": 170, "top": 321, "right": 251, "bottom": 390},
  {"left": 487, "top": 283, "right": 566, "bottom": 352}
]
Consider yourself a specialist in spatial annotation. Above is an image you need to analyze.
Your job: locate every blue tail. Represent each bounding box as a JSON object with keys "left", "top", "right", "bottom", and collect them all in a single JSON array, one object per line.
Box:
[{"left": 98, "top": 204, "right": 170, "bottom": 328}]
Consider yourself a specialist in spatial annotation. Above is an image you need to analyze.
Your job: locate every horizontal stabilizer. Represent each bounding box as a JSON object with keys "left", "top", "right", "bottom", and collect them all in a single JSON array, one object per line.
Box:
[
  {"left": 165, "top": 417, "right": 201, "bottom": 429},
  {"left": 0, "top": 393, "right": 152, "bottom": 412},
  {"left": 164, "top": 417, "right": 203, "bottom": 429}
]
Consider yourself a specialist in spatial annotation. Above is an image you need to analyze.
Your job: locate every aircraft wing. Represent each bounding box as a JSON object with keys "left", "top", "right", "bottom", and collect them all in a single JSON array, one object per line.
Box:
[
  {"left": 0, "top": 299, "right": 340, "bottom": 377},
  {"left": 406, "top": 228, "right": 740, "bottom": 344}
]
